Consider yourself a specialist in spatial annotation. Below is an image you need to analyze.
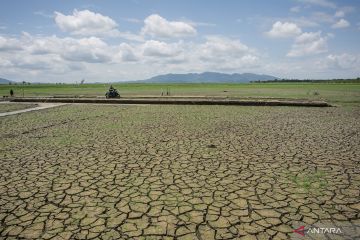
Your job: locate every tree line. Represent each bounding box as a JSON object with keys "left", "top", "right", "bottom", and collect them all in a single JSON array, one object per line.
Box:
[{"left": 251, "top": 78, "right": 360, "bottom": 83}]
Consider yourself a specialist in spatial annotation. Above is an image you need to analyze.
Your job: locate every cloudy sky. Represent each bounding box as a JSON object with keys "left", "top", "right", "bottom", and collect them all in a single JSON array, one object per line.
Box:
[{"left": 0, "top": 0, "right": 359, "bottom": 83}]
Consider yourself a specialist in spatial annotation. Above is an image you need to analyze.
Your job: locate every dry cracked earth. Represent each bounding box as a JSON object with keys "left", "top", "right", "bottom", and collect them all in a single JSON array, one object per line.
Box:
[{"left": 0, "top": 104, "right": 359, "bottom": 240}]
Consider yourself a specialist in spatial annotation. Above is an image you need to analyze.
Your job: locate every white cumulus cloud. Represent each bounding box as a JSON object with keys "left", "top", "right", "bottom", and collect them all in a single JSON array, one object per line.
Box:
[
  {"left": 1, "top": 33, "right": 115, "bottom": 67},
  {"left": 334, "top": 6, "right": 355, "bottom": 18},
  {"left": 54, "top": 9, "right": 119, "bottom": 36},
  {"left": 142, "top": 40, "right": 182, "bottom": 57},
  {"left": 141, "top": 14, "right": 196, "bottom": 38},
  {"left": 194, "top": 36, "right": 260, "bottom": 69},
  {"left": 266, "top": 21, "right": 302, "bottom": 38},
  {"left": 325, "top": 54, "right": 360, "bottom": 69},
  {"left": 115, "top": 43, "right": 139, "bottom": 62},
  {"left": 334, "top": 10, "right": 345, "bottom": 18},
  {"left": 297, "top": 0, "right": 336, "bottom": 9},
  {"left": 332, "top": 19, "right": 350, "bottom": 29},
  {"left": 199, "top": 36, "right": 252, "bottom": 58},
  {"left": 24, "top": 34, "right": 113, "bottom": 63},
  {"left": 287, "top": 31, "right": 328, "bottom": 57},
  {"left": 61, "top": 37, "right": 113, "bottom": 63},
  {"left": 290, "top": 6, "right": 301, "bottom": 13},
  {"left": 0, "top": 36, "right": 22, "bottom": 51},
  {"left": 0, "top": 58, "right": 13, "bottom": 67}
]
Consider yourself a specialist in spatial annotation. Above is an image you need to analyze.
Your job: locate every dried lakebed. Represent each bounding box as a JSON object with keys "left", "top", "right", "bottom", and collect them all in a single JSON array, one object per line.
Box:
[{"left": 0, "top": 105, "right": 359, "bottom": 239}]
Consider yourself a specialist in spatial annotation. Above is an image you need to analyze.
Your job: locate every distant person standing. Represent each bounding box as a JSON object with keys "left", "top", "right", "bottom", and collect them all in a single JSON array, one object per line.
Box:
[{"left": 10, "top": 89, "right": 14, "bottom": 97}]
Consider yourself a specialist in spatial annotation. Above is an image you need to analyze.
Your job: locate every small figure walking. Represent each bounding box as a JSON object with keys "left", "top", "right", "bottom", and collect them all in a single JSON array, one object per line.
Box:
[{"left": 10, "top": 89, "right": 14, "bottom": 97}]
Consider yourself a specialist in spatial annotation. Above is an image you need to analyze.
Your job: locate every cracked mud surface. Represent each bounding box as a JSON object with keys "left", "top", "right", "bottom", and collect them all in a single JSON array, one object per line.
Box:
[
  {"left": 0, "top": 103, "right": 38, "bottom": 113},
  {"left": 0, "top": 105, "right": 359, "bottom": 239}
]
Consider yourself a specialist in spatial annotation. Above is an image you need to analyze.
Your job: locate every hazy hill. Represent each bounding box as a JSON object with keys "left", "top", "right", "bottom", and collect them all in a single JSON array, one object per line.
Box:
[
  {"left": 136, "top": 72, "right": 278, "bottom": 83},
  {"left": 0, "top": 78, "right": 14, "bottom": 84}
]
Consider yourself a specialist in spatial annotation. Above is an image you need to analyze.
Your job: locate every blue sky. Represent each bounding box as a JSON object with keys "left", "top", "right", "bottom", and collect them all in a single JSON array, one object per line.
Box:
[{"left": 0, "top": 0, "right": 359, "bottom": 82}]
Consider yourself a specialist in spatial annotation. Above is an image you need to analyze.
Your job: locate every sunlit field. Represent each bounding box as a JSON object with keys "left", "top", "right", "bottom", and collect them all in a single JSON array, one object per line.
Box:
[{"left": 1, "top": 82, "right": 360, "bottom": 105}]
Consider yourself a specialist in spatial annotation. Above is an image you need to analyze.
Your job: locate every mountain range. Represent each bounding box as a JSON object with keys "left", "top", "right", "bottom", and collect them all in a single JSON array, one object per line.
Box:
[{"left": 136, "top": 72, "right": 278, "bottom": 83}]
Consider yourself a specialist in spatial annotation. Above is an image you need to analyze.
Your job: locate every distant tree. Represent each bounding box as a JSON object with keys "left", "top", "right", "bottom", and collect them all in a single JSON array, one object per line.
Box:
[{"left": 80, "top": 79, "right": 85, "bottom": 84}]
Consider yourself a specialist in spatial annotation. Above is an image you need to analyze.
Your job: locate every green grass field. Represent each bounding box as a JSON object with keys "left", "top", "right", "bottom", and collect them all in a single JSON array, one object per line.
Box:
[{"left": 1, "top": 83, "right": 360, "bottom": 105}]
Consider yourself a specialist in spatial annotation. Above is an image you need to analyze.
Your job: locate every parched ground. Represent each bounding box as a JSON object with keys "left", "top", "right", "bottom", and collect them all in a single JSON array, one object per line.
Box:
[
  {"left": 0, "top": 105, "right": 359, "bottom": 239},
  {"left": 0, "top": 103, "right": 38, "bottom": 113}
]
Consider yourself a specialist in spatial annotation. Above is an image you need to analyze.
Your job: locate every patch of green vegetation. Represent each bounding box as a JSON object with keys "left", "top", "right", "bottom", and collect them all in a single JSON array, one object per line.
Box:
[{"left": 289, "top": 171, "right": 328, "bottom": 192}]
